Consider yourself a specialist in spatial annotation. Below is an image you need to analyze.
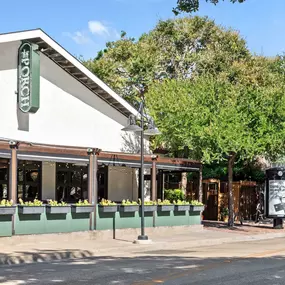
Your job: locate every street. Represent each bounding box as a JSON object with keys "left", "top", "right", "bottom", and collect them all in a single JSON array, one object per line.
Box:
[{"left": 1, "top": 237, "right": 285, "bottom": 285}]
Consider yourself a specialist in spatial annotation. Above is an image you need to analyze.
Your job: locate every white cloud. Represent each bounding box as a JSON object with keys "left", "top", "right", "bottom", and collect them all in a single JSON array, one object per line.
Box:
[
  {"left": 88, "top": 21, "right": 110, "bottom": 36},
  {"left": 64, "top": 21, "right": 120, "bottom": 46},
  {"left": 63, "top": 31, "right": 92, "bottom": 45}
]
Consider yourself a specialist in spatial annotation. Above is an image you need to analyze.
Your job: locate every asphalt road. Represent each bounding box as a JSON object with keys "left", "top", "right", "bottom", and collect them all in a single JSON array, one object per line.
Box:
[{"left": 1, "top": 238, "right": 285, "bottom": 285}]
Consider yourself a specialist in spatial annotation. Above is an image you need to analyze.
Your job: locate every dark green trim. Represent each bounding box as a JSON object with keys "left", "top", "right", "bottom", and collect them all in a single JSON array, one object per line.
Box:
[{"left": 18, "top": 41, "right": 40, "bottom": 113}]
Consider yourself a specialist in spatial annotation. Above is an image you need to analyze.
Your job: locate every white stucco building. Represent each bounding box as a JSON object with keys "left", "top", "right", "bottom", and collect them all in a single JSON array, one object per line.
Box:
[{"left": 0, "top": 29, "right": 200, "bottom": 205}]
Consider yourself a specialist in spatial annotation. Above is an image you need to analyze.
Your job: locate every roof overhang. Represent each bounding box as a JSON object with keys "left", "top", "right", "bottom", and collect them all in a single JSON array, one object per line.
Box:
[
  {"left": 0, "top": 140, "right": 202, "bottom": 171},
  {"left": 0, "top": 29, "right": 138, "bottom": 118}
]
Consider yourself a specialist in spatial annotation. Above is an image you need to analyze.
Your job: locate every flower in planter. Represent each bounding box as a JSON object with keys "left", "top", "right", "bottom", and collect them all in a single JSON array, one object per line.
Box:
[
  {"left": 99, "top": 199, "right": 117, "bottom": 206},
  {"left": 48, "top": 200, "right": 67, "bottom": 206},
  {"left": 138, "top": 199, "right": 157, "bottom": 206},
  {"left": 173, "top": 200, "right": 190, "bottom": 205},
  {"left": 19, "top": 198, "right": 43, "bottom": 206},
  {"left": 121, "top": 199, "right": 138, "bottom": 206},
  {"left": 157, "top": 199, "right": 172, "bottom": 205},
  {"left": 189, "top": 200, "right": 203, "bottom": 206},
  {"left": 0, "top": 199, "right": 13, "bottom": 206},
  {"left": 75, "top": 199, "right": 91, "bottom": 206}
]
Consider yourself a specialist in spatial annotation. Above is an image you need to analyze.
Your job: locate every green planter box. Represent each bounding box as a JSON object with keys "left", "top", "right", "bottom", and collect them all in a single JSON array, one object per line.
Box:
[
  {"left": 18, "top": 206, "right": 45, "bottom": 215},
  {"left": 157, "top": 205, "right": 174, "bottom": 212},
  {"left": 71, "top": 205, "right": 94, "bottom": 214},
  {"left": 190, "top": 205, "right": 204, "bottom": 212},
  {"left": 99, "top": 205, "right": 118, "bottom": 213},
  {"left": 46, "top": 205, "right": 71, "bottom": 214},
  {"left": 0, "top": 206, "right": 16, "bottom": 215},
  {"left": 174, "top": 205, "right": 190, "bottom": 212},
  {"left": 142, "top": 205, "right": 157, "bottom": 212},
  {"left": 120, "top": 205, "right": 139, "bottom": 213}
]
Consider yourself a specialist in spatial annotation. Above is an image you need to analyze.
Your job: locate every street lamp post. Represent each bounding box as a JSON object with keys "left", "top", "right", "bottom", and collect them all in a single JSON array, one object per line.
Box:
[
  {"left": 122, "top": 99, "right": 160, "bottom": 241},
  {"left": 139, "top": 100, "right": 146, "bottom": 240}
]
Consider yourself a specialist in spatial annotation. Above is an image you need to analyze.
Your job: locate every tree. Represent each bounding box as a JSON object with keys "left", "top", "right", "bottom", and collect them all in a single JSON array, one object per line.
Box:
[
  {"left": 83, "top": 16, "right": 250, "bottom": 106},
  {"left": 83, "top": 16, "right": 281, "bottom": 222},
  {"left": 146, "top": 76, "right": 285, "bottom": 226},
  {"left": 173, "top": 0, "right": 246, "bottom": 15}
]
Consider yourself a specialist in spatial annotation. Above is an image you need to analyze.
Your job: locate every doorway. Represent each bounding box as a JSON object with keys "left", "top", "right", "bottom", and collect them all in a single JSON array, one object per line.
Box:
[{"left": 203, "top": 181, "right": 219, "bottom": 220}]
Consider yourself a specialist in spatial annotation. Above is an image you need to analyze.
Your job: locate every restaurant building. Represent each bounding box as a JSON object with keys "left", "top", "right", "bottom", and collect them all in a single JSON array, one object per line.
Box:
[{"left": 0, "top": 29, "right": 202, "bottom": 236}]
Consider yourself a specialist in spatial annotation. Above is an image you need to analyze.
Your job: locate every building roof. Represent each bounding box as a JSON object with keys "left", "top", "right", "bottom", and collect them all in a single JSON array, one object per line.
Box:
[{"left": 0, "top": 29, "right": 138, "bottom": 117}]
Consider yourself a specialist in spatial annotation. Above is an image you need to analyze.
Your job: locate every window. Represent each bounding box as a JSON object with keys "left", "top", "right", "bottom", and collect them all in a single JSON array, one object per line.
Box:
[
  {"left": 0, "top": 159, "right": 9, "bottom": 200},
  {"left": 98, "top": 166, "right": 108, "bottom": 201},
  {"left": 17, "top": 161, "right": 42, "bottom": 202},
  {"left": 56, "top": 163, "right": 88, "bottom": 203}
]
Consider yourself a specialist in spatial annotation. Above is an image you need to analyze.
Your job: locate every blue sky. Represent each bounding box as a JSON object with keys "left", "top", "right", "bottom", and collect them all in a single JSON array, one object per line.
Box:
[{"left": 1, "top": 0, "right": 285, "bottom": 59}]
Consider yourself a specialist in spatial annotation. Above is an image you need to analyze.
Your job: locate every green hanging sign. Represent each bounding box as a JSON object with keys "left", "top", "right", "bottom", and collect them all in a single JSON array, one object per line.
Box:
[{"left": 18, "top": 42, "right": 40, "bottom": 113}]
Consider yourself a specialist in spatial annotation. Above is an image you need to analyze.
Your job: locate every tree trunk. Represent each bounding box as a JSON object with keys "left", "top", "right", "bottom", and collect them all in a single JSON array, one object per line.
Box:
[
  {"left": 228, "top": 153, "right": 236, "bottom": 227},
  {"left": 198, "top": 165, "right": 203, "bottom": 203},
  {"left": 181, "top": 172, "right": 187, "bottom": 196}
]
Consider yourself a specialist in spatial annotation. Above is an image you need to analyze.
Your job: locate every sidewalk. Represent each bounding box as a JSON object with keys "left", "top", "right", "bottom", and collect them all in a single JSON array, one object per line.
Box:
[{"left": 1, "top": 223, "right": 285, "bottom": 266}]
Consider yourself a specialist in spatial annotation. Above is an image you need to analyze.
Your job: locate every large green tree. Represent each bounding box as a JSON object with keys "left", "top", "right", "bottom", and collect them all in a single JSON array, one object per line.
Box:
[
  {"left": 173, "top": 0, "right": 246, "bottom": 14},
  {"left": 84, "top": 16, "right": 250, "bottom": 106},
  {"left": 83, "top": 16, "right": 283, "bottom": 226},
  {"left": 146, "top": 76, "right": 285, "bottom": 226}
]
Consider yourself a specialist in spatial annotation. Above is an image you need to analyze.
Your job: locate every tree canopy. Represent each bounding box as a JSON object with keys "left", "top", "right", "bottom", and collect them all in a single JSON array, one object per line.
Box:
[
  {"left": 173, "top": 0, "right": 246, "bottom": 15},
  {"left": 83, "top": 15, "right": 285, "bottom": 226},
  {"left": 145, "top": 72, "right": 285, "bottom": 225},
  {"left": 83, "top": 16, "right": 250, "bottom": 106}
]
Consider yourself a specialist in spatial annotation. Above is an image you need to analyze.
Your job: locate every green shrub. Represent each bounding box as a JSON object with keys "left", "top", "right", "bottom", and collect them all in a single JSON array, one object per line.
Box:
[
  {"left": 138, "top": 199, "right": 156, "bottom": 206},
  {"left": 121, "top": 199, "right": 138, "bottom": 206},
  {"left": 99, "top": 199, "right": 117, "bottom": 206},
  {"left": 48, "top": 200, "right": 67, "bottom": 206},
  {"left": 173, "top": 200, "right": 190, "bottom": 205},
  {"left": 189, "top": 200, "right": 203, "bottom": 206},
  {"left": 75, "top": 199, "right": 91, "bottom": 206},
  {"left": 164, "top": 189, "right": 185, "bottom": 202},
  {"left": 19, "top": 198, "right": 43, "bottom": 206},
  {"left": 157, "top": 199, "right": 172, "bottom": 205},
  {"left": 221, "top": 207, "right": 229, "bottom": 217},
  {"left": 0, "top": 199, "right": 13, "bottom": 206}
]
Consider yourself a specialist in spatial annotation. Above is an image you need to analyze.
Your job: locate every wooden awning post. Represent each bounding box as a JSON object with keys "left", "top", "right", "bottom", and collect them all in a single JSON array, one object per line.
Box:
[
  {"left": 151, "top": 155, "right": 158, "bottom": 201},
  {"left": 9, "top": 142, "right": 18, "bottom": 203},
  {"left": 9, "top": 142, "right": 18, "bottom": 236},
  {"left": 87, "top": 148, "right": 100, "bottom": 231}
]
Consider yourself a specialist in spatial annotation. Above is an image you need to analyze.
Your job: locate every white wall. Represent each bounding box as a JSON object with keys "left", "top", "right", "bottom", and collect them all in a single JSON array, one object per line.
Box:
[
  {"left": 41, "top": 161, "right": 56, "bottom": 200},
  {"left": 0, "top": 41, "right": 146, "bottom": 153}
]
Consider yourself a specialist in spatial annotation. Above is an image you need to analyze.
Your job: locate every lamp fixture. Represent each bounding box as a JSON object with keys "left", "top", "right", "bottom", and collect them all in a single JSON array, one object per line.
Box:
[
  {"left": 144, "top": 118, "right": 161, "bottom": 136},
  {"left": 121, "top": 115, "right": 143, "bottom": 132}
]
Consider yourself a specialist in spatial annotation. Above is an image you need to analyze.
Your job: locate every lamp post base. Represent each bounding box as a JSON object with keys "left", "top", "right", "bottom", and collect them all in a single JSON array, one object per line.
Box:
[
  {"left": 133, "top": 237, "right": 152, "bottom": 245},
  {"left": 138, "top": 235, "right": 148, "bottom": 240}
]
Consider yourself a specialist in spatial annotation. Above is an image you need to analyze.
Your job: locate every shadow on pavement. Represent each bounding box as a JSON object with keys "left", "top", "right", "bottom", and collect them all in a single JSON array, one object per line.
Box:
[
  {"left": 0, "top": 249, "right": 93, "bottom": 266},
  {"left": 0, "top": 253, "right": 285, "bottom": 284},
  {"left": 202, "top": 220, "right": 277, "bottom": 231}
]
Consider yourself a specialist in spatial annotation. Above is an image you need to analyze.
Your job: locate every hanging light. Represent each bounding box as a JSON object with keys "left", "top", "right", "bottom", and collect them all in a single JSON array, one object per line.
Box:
[
  {"left": 121, "top": 115, "right": 143, "bottom": 132},
  {"left": 144, "top": 118, "right": 161, "bottom": 136}
]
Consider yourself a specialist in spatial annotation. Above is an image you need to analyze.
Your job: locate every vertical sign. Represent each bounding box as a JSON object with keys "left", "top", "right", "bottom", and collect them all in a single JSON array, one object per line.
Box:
[
  {"left": 18, "top": 42, "right": 40, "bottom": 113},
  {"left": 268, "top": 180, "right": 285, "bottom": 217},
  {"left": 266, "top": 168, "right": 285, "bottom": 218}
]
